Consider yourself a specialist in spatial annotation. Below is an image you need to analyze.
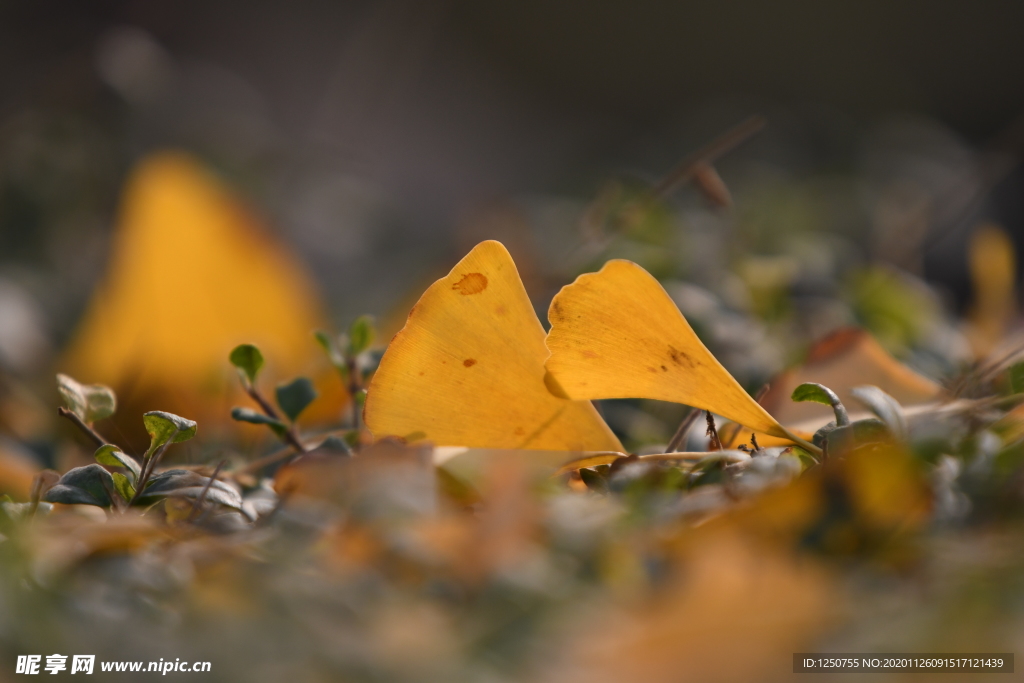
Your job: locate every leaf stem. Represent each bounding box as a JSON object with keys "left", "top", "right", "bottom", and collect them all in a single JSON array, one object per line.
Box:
[
  {"left": 245, "top": 385, "right": 308, "bottom": 454},
  {"left": 128, "top": 428, "right": 179, "bottom": 507},
  {"left": 665, "top": 408, "right": 701, "bottom": 453},
  {"left": 28, "top": 474, "right": 44, "bottom": 518},
  {"left": 187, "top": 460, "right": 227, "bottom": 522},
  {"left": 346, "top": 357, "right": 362, "bottom": 430},
  {"left": 57, "top": 407, "right": 107, "bottom": 448}
]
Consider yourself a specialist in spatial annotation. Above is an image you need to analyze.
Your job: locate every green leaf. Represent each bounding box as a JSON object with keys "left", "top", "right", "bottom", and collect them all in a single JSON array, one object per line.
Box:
[
  {"left": 791, "top": 382, "right": 849, "bottom": 426},
  {"left": 57, "top": 374, "right": 117, "bottom": 422},
  {"left": 791, "top": 382, "right": 839, "bottom": 406},
  {"left": 342, "top": 430, "right": 363, "bottom": 448},
  {"left": 314, "top": 330, "right": 345, "bottom": 370},
  {"left": 231, "top": 407, "right": 288, "bottom": 438},
  {"left": 111, "top": 472, "right": 135, "bottom": 503},
  {"left": 43, "top": 464, "right": 114, "bottom": 507},
  {"left": 791, "top": 446, "right": 819, "bottom": 469},
  {"left": 1011, "top": 362, "right": 1024, "bottom": 394},
  {"left": 94, "top": 445, "right": 142, "bottom": 482},
  {"left": 318, "top": 435, "right": 353, "bottom": 456},
  {"left": 850, "top": 385, "right": 907, "bottom": 440},
  {"left": 275, "top": 377, "right": 317, "bottom": 422},
  {"left": 229, "top": 344, "right": 264, "bottom": 385},
  {"left": 231, "top": 407, "right": 281, "bottom": 426},
  {"left": 812, "top": 421, "right": 838, "bottom": 448},
  {"left": 346, "top": 315, "right": 376, "bottom": 356},
  {"left": 137, "top": 469, "right": 244, "bottom": 511},
  {"left": 143, "top": 411, "right": 197, "bottom": 457}
]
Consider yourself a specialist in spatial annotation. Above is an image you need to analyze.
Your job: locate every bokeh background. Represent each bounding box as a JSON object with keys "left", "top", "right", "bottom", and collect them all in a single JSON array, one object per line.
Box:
[
  {"left": 3, "top": 0, "right": 1024, "bottom": 450},
  {"left": 5, "top": 0, "right": 1024, "bottom": 336},
  {"left": 5, "top": 4, "right": 1024, "bottom": 682}
]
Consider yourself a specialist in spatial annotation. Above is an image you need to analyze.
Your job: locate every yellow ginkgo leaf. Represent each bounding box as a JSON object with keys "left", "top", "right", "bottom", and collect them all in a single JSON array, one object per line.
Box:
[
  {"left": 61, "top": 151, "right": 341, "bottom": 428},
  {"left": 545, "top": 259, "right": 815, "bottom": 450},
  {"left": 364, "top": 241, "right": 623, "bottom": 452}
]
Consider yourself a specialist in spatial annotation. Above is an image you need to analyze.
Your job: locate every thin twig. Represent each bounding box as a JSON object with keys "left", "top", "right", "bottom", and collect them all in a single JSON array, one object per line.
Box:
[
  {"left": 28, "top": 475, "right": 43, "bottom": 518},
  {"left": 666, "top": 408, "right": 702, "bottom": 453},
  {"left": 237, "top": 444, "right": 295, "bottom": 474},
  {"left": 705, "top": 411, "right": 723, "bottom": 451},
  {"left": 573, "top": 115, "right": 766, "bottom": 259},
  {"left": 346, "top": 357, "right": 362, "bottom": 430},
  {"left": 651, "top": 115, "right": 766, "bottom": 200},
  {"left": 57, "top": 407, "right": 107, "bottom": 448},
  {"left": 707, "top": 384, "right": 771, "bottom": 449},
  {"left": 187, "top": 460, "right": 227, "bottom": 522}
]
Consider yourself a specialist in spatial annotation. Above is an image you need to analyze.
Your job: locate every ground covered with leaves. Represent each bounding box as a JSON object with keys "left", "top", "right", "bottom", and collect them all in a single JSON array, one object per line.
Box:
[{"left": 3, "top": 124, "right": 1024, "bottom": 682}]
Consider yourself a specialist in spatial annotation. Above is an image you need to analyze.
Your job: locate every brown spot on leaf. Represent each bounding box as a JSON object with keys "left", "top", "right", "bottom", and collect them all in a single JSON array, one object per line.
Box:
[
  {"left": 661, "top": 365, "right": 668, "bottom": 371},
  {"left": 667, "top": 345, "right": 694, "bottom": 368},
  {"left": 463, "top": 358, "right": 477, "bottom": 367},
  {"left": 647, "top": 366, "right": 657, "bottom": 373},
  {"left": 452, "top": 272, "right": 488, "bottom": 295},
  {"left": 495, "top": 304, "right": 507, "bottom": 315},
  {"left": 514, "top": 427, "right": 525, "bottom": 436},
  {"left": 582, "top": 350, "right": 599, "bottom": 359}
]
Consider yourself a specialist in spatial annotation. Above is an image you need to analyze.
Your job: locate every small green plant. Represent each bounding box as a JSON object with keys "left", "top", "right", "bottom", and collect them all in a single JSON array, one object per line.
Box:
[
  {"left": 47, "top": 374, "right": 239, "bottom": 517},
  {"left": 229, "top": 342, "right": 316, "bottom": 453},
  {"left": 315, "top": 315, "right": 380, "bottom": 429},
  {"left": 791, "top": 382, "right": 894, "bottom": 460}
]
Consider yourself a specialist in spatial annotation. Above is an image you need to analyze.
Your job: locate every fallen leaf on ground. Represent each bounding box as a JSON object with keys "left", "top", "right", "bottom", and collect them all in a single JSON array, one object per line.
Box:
[
  {"left": 544, "top": 259, "right": 810, "bottom": 447},
  {"left": 365, "top": 241, "right": 622, "bottom": 451}
]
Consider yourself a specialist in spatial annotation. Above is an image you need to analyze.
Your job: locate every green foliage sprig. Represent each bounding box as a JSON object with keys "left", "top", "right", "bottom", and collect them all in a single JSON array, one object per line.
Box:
[{"left": 229, "top": 343, "right": 314, "bottom": 453}]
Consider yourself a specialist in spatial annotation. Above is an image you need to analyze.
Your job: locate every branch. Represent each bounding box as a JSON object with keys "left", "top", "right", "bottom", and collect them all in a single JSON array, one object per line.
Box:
[
  {"left": 57, "top": 407, "right": 107, "bottom": 449},
  {"left": 665, "top": 408, "right": 702, "bottom": 453},
  {"left": 187, "top": 460, "right": 227, "bottom": 522},
  {"left": 246, "top": 385, "right": 308, "bottom": 454},
  {"left": 650, "top": 115, "right": 766, "bottom": 200}
]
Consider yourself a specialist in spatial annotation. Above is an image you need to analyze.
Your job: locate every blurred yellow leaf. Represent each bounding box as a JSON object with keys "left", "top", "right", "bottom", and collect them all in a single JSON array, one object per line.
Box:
[
  {"left": 364, "top": 241, "right": 622, "bottom": 451},
  {"left": 966, "top": 223, "right": 1017, "bottom": 357},
  {"left": 544, "top": 259, "right": 814, "bottom": 449},
  {"left": 0, "top": 441, "right": 39, "bottom": 500},
  {"left": 548, "top": 531, "right": 835, "bottom": 683},
  {"left": 843, "top": 443, "right": 931, "bottom": 530},
  {"left": 61, "top": 152, "right": 337, "bottom": 426},
  {"left": 760, "top": 327, "right": 941, "bottom": 427}
]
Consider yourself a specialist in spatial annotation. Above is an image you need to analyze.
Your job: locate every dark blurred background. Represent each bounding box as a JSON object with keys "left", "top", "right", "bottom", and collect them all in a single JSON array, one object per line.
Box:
[{"left": 3, "top": 0, "right": 1024, "bottom": 372}]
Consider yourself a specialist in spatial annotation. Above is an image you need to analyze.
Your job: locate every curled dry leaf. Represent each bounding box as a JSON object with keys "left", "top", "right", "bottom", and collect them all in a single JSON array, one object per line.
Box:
[{"left": 365, "top": 240, "right": 622, "bottom": 451}]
